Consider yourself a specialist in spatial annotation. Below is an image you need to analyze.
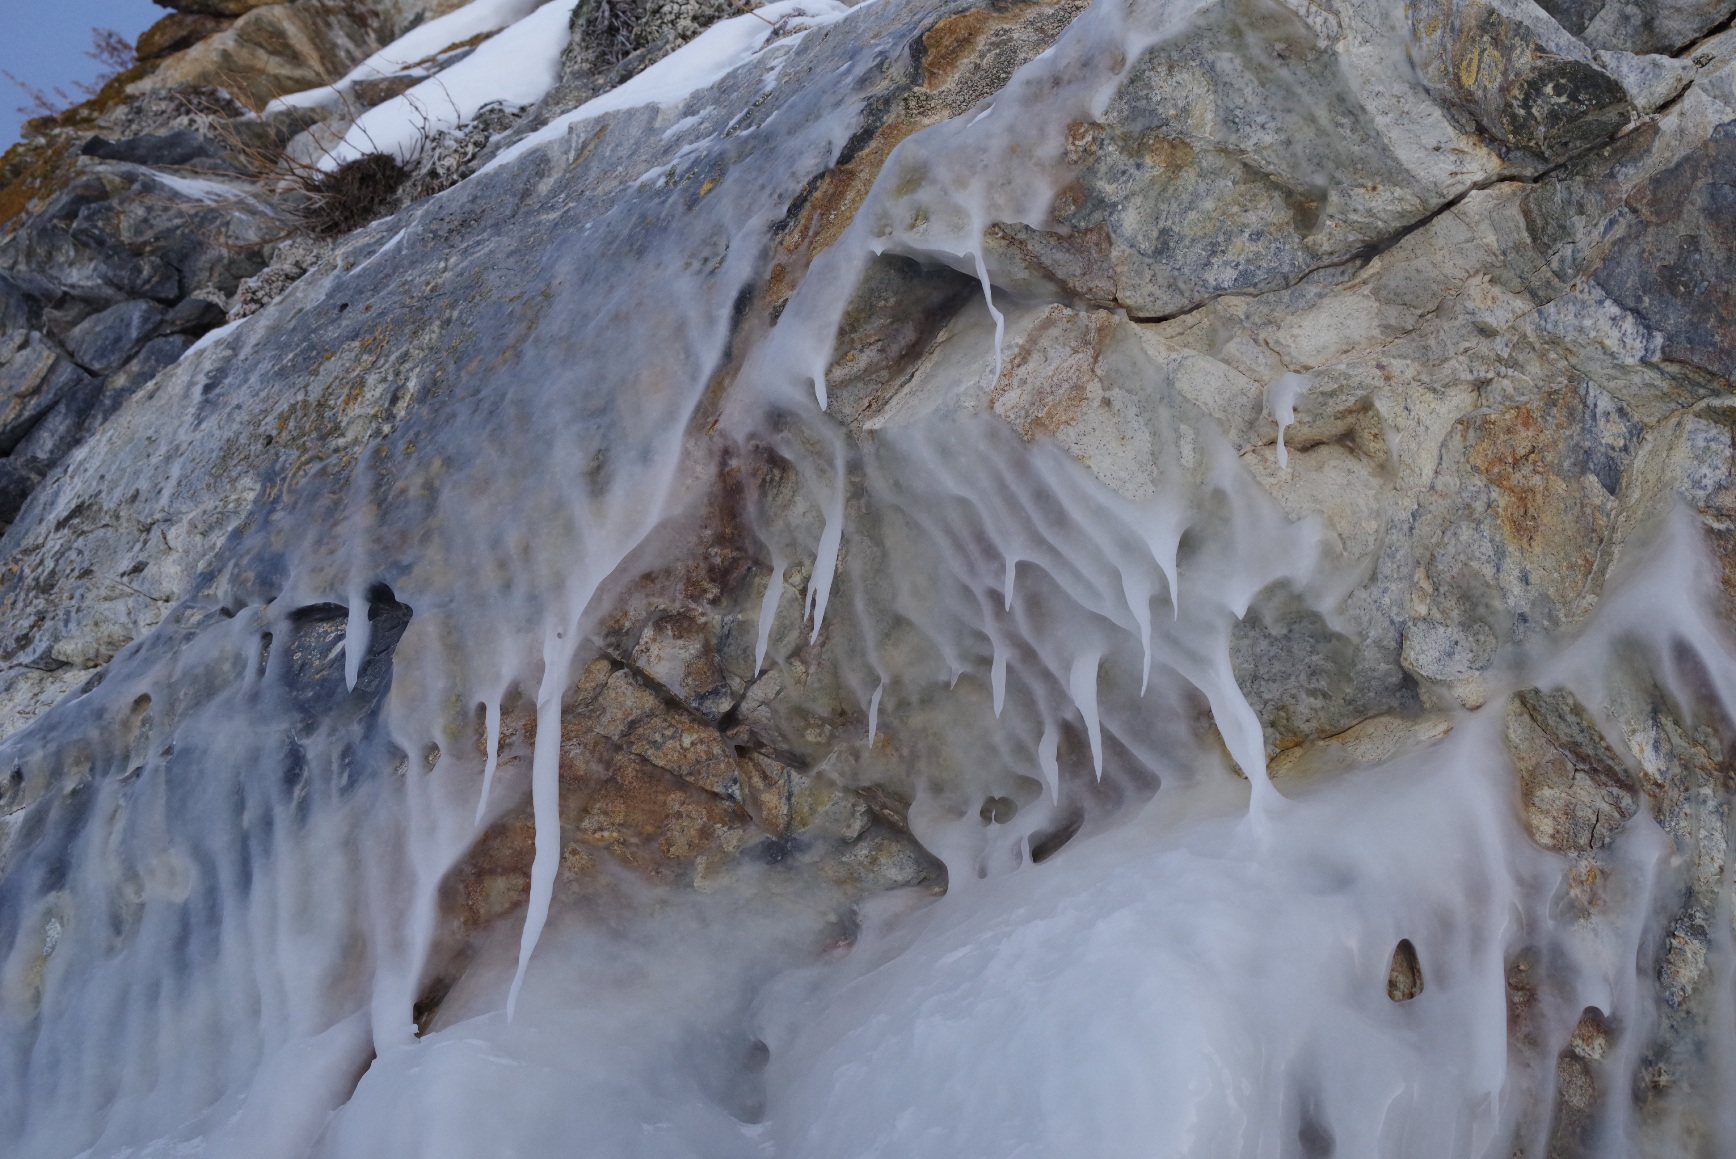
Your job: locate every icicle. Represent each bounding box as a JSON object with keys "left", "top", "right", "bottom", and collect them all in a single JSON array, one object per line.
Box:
[
  {"left": 973, "top": 249, "right": 1006, "bottom": 385},
  {"left": 1002, "top": 554, "right": 1018, "bottom": 611},
  {"left": 473, "top": 699, "right": 502, "bottom": 827},
  {"left": 755, "top": 558, "right": 787, "bottom": 675},
  {"left": 506, "top": 638, "right": 570, "bottom": 1021},
  {"left": 1069, "top": 649, "right": 1103, "bottom": 779},
  {"left": 342, "top": 601, "right": 371, "bottom": 692},
  {"left": 991, "top": 645, "right": 1007, "bottom": 717},
  {"left": 804, "top": 443, "right": 846, "bottom": 644},
  {"left": 1119, "top": 572, "right": 1153, "bottom": 696},
  {"left": 1036, "top": 722, "right": 1060, "bottom": 801},
  {"left": 867, "top": 681, "right": 884, "bottom": 746},
  {"left": 1264, "top": 372, "right": 1311, "bottom": 470}
]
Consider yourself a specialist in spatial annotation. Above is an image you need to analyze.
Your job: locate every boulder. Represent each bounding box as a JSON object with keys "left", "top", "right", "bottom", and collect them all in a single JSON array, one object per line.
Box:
[
  {"left": 143, "top": 2, "right": 396, "bottom": 109},
  {"left": 135, "top": 13, "right": 233, "bottom": 61},
  {"left": 63, "top": 300, "right": 167, "bottom": 373}
]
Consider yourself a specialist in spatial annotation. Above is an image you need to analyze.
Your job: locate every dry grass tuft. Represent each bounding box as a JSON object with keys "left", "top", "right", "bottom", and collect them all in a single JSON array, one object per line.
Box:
[{"left": 291, "top": 152, "right": 407, "bottom": 236}]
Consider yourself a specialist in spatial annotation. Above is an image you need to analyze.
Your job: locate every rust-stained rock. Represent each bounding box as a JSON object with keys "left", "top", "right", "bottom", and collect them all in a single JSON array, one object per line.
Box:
[{"left": 1504, "top": 687, "right": 1638, "bottom": 852}]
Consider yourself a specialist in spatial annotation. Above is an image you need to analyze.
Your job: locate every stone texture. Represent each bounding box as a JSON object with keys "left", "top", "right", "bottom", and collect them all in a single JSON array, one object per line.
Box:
[
  {"left": 1386, "top": 938, "right": 1423, "bottom": 1002},
  {"left": 1504, "top": 687, "right": 1638, "bottom": 852},
  {"left": 143, "top": 1, "right": 397, "bottom": 109},
  {"left": 0, "top": 0, "right": 1733, "bottom": 1142},
  {"left": 63, "top": 300, "right": 167, "bottom": 373},
  {"left": 136, "top": 13, "right": 235, "bottom": 61},
  {"left": 1410, "top": 0, "right": 1635, "bottom": 162},
  {"left": 1540, "top": 0, "right": 1736, "bottom": 55}
]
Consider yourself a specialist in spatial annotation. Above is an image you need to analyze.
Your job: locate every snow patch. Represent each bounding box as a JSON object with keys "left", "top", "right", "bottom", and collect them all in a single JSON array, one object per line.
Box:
[
  {"left": 322, "top": 0, "right": 581, "bottom": 170},
  {"left": 482, "top": 0, "right": 853, "bottom": 175}
]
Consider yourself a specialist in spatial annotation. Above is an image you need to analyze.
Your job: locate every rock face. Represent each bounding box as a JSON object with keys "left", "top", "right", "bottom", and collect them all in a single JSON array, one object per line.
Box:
[
  {"left": 1505, "top": 687, "right": 1638, "bottom": 852},
  {"left": 1, "top": 0, "right": 1736, "bottom": 1152}
]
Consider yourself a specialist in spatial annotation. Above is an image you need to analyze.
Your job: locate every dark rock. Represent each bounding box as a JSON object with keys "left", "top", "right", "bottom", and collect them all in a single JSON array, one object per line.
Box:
[
  {"left": 81, "top": 131, "right": 218, "bottom": 168},
  {"left": 136, "top": 12, "right": 232, "bottom": 61},
  {"left": 157, "top": 295, "right": 227, "bottom": 337},
  {"left": 350, "top": 75, "right": 421, "bottom": 108},
  {"left": 1412, "top": 0, "right": 1634, "bottom": 161},
  {"left": 93, "top": 335, "right": 192, "bottom": 424},
  {"left": 1595, "top": 121, "right": 1736, "bottom": 385},
  {"left": 824, "top": 255, "right": 977, "bottom": 426},
  {"left": 0, "top": 333, "right": 94, "bottom": 453},
  {"left": 10, "top": 378, "right": 104, "bottom": 466},
  {"left": 0, "top": 274, "right": 33, "bottom": 334},
  {"left": 1504, "top": 687, "right": 1638, "bottom": 852},
  {"left": 63, "top": 301, "right": 168, "bottom": 374},
  {"left": 0, "top": 459, "right": 41, "bottom": 528},
  {"left": 1539, "top": 0, "right": 1736, "bottom": 54}
]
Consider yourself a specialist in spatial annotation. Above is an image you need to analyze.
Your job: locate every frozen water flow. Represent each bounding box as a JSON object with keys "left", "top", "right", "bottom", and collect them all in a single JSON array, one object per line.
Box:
[
  {"left": 1265, "top": 371, "right": 1311, "bottom": 470},
  {"left": 1, "top": 0, "right": 1733, "bottom": 1155}
]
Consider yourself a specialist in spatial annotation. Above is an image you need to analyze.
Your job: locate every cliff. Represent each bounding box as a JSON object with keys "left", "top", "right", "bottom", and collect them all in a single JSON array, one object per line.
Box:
[{"left": 1, "top": 0, "right": 1735, "bottom": 1154}]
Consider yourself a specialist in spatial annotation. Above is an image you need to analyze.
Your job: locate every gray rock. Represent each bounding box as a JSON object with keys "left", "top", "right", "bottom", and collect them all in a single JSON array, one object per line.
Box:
[
  {"left": 157, "top": 295, "right": 227, "bottom": 338},
  {"left": 1596, "top": 49, "right": 1697, "bottom": 112},
  {"left": 80, "top": 131, "right": 220, "bottom": 169},
  {"left": 93, "top": 335, "right": 193, "bottom": 424},
  {"left": 1542, "top": 0, "right": 1736, "bottom": 54},
  {"left": 0, "top": 333, "right": 93, "bottom": 453},
  {"left": 1593, "top": 122, "right": 1736, "bottom": 384},
  {"left": 63, "top": 301, "right": 168, "bottom": 374},
  {"left": 10, "top": 379, "right": 104, "bottom": 467},
  {"left": 0, "top": 274, "right": 33, "bottom": 335},
  {"left": 0, "top": 459, "right": 40, "bottom": 529}
]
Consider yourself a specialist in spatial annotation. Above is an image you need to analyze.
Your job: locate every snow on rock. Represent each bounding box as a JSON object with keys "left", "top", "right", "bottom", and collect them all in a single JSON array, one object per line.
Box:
[
  {"left": 482, "top": 0, "right": 856, "bottom": 174},
  {"left": 268, "top": 0, "right": 553, "bottom": 113},
  {"left": 323, "top": 0, "right": 582, "bottom": 169}
]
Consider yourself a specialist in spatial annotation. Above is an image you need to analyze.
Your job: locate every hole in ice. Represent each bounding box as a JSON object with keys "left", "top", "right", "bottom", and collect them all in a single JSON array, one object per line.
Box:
[
  {"left": 1387, "top": 937, "right": 1423, "bottom": 1002},
  {"left": 979, "top": 795, "right": 1018, "bottom": 824},
  {"left": 1029, "top": 806, "right": 1084, "bottom": 863}
]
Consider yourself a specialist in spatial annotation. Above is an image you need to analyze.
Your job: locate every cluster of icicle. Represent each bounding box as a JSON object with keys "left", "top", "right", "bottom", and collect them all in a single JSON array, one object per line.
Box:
[{"left": 0, "top": 0, "right": 1731, "bottom": 1155}]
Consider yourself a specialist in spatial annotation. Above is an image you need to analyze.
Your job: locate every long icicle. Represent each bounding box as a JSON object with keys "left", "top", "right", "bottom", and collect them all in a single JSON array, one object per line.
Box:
[
  {"left": 473, "top": 698, "right": 502, "bottom": 827},
  {"left": 506, "top": 635, "right": 569, "bottom": 1021}
]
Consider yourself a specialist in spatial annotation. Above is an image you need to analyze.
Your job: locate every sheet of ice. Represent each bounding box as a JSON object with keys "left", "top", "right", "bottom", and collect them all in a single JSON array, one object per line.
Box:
[
  {"left": 323, "top": 0, "right": 580, "bottom": 169},
  {"left": 268, "top": 0, "right": 551, "bottom": 112},
  {"left": 482, "top": 0, "right": 853, "bottom": 174}
]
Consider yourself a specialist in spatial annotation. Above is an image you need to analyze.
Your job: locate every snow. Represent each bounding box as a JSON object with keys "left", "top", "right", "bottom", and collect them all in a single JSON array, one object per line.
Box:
[
  {"left": 147, "top": 171, "right": 252, "bottom": 204},
  {"left": 481, "top": 0, "right": 854, "bottom": 175},
  {"left": 321, "top": 0, "right": 581, "bottom": 169},
  {"left": 267, "top": 0, "right": 551, "bottom": 113}
]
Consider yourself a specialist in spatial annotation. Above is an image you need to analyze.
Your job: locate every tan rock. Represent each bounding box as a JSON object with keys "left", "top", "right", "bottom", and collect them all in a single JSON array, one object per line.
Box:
[
  {"left": 143, "top": 2, "right": 394, "bottom": 109},
  {"left": 1504, "top": 687, "right": 1638, "bottom": 852}
]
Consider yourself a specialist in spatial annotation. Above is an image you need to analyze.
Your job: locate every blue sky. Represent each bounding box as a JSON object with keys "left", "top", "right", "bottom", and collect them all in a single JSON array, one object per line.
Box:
[{"left": 1, "top": 0, "right": 165, "bottom": 149}]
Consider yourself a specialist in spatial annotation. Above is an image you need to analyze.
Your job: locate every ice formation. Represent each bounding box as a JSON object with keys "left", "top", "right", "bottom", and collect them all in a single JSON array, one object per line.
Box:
[{"left": 0, "top": 0, "right": 1733, "bottom": 1155}]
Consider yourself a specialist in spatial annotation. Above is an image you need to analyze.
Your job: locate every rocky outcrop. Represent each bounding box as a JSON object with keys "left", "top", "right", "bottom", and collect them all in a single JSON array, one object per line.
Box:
[{"left": 1, "top": 0, "right": 1736, "bottom": 1150}]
